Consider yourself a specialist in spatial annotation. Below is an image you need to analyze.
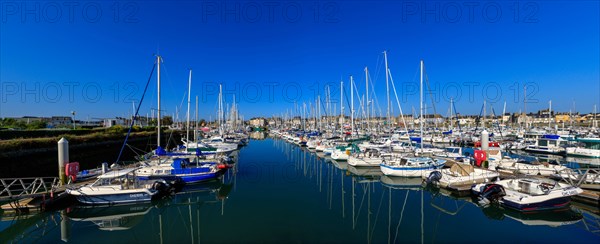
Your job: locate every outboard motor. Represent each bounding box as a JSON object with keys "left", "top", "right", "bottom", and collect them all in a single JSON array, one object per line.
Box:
[
  {"left": 152, "top": 179, "right": 171, "bottom": 196},
  {"left": 169, "top": 178, "right": 185, "bottom": 192},
  {"left": 477, "top": 184, "right": 506, "bottom": 206},
  {"left": 425, "top": 171, "right": 443, "bottom": 185}
]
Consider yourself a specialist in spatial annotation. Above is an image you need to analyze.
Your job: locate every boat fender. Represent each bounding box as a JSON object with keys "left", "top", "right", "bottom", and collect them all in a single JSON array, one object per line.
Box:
[
  {"left": 65, "top": 162, "right": 79, "bottom": 182},
  {"left": 473, "top": 150, "right": 486, "bottom": 167}
]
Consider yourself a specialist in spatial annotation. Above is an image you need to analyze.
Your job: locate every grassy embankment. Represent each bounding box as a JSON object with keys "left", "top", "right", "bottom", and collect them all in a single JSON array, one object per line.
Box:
[{"left": 0, "top": 126, "right": 158, "bottom": 153}]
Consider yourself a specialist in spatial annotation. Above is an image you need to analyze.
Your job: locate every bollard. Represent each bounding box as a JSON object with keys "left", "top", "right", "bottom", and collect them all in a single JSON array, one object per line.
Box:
[
  {"left": 481, "top": 130, "right": 489, "bottom": 151},
  {"left": 57, "top": 138, "right": 69, "bottom": 185}
]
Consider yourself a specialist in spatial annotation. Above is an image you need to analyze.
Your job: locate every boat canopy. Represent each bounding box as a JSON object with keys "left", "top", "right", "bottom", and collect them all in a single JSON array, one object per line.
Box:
[
  {"left": 574, "top": 138, "right": 600, "bottom": 143},
  {"left": 171, "top": 158, "right": 189, "bottom": 169},
  {"left": 542, "top": 134, "right": 561, "bottom": 140},
  {"left": 98, "top": 168, "right": 137, "bottom": 179}
]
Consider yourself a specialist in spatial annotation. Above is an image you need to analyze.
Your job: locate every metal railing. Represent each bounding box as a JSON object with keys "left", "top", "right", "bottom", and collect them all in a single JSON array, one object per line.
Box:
[
  {"left": 0, "top": 177, "right": 60, "bottom": 202},
  {"left": 555, "top": 167, "right": 600, "bottom": 187}
]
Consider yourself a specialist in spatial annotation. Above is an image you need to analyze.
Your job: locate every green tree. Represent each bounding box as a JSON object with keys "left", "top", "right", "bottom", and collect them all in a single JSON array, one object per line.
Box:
[
  {"left": 0, "top": 118, "right": 16, "bottom": 127},
  {"left": 14, "top": 121, "right": 27, "bottom": 129},
  {"left": 162, "top": 116, "right": 173, "bottom": 126},
  {"left": 26, "top": 120, "right": 47, "bottom": 130}
]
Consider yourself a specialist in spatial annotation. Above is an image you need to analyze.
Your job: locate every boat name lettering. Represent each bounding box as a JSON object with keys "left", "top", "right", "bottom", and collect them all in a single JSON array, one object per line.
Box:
[{"left": 130, "top": 193, "right": 145, "bottom": 198}]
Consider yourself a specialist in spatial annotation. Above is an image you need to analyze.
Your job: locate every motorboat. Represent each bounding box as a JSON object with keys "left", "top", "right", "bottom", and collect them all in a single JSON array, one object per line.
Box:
[
  {"left": 524, "top": 134, "right": 567, "bottom": 155},
  {"left": 471, "top": 178, "right": 582, "bottom": 211},
  {"left": 380, "top": 157, "right": 446, "bottom": 177},
  {"left": 423, "top": 163, "right": 500, "bottom": 188},
  {"left": 66, "top": 168, "right": 171, "bottom": 205},
  {"left": 566, "top": 138, "right": 600, "bottom": 158}
]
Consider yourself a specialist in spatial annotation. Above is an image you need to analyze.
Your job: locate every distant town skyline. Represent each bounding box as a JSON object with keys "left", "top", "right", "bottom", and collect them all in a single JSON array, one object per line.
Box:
[{"left": 1, "top": 1, "right": 598, "bottom": 119}]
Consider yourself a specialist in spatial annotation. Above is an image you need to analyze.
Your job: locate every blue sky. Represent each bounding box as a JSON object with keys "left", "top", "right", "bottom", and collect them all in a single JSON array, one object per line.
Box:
[{"left": 1, "top": 0, "right": 599, "bottom": 120}]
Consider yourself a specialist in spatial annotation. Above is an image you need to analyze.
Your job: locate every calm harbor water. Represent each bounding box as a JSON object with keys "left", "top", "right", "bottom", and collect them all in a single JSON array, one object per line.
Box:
[{"left": 1, "top": 137, "right": 599, "bottom": 243}]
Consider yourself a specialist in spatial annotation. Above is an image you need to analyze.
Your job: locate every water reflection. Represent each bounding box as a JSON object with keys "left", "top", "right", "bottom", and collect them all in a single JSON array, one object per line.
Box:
[
  {"left": 380, "top": 175, "right": 422, "bottom": 191},
  {"left": 347, "top": 165, "right": 383, "bottom": 179},
  {"left": 272, "top": 137, "right": 599, "bottom": 243},
  {"left": 482, "top": 206, "right": 583, "bottom": 227},
  {"left": 67, "top": 204, "right": 155, "bottom": 231},
  {"left": 249, "top": 131, "right": 267, "bottom": 140},
  {"left": 1, "top": 138, "right": 599, "bottom": 243}
]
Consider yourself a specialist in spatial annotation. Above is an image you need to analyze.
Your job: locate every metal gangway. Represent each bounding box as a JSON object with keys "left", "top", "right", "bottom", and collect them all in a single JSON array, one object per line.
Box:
[
  {"left": 0, "top": 177, "right": 60, "bottom": 203},
  {"left": 555, "top": 167, "right": 600, "bottom": 189}
]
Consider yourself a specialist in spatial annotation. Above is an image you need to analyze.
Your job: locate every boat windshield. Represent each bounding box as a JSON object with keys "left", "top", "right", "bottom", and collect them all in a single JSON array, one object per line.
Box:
[
  {"left": 93, "top": 172, "right": 136, "bottom": 187},
  {"left": 93, "top": 176, "right": 126, "bottom": 186}
]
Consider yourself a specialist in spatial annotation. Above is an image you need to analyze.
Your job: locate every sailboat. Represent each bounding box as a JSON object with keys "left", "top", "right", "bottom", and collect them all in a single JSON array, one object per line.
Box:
[
  {"left": 67, "top": 56, "right": 174, "bottom": 205},
  {"left": 136, "top": 156, "right": 227, "bottom": 184},
  {"left": 134, "top": 64, "right": 228, "bottom": 184},
  {"left": 380, "top": 59, "right": 446, "bottom": 177},
  {"left": 180, "top": 83, "right": 238, "bottom": 155}
]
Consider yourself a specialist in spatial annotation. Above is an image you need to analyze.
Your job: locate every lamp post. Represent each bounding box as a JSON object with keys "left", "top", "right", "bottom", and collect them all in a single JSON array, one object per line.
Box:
[{"left": 71, "top": 111, "right": 76, "bottom": 130}]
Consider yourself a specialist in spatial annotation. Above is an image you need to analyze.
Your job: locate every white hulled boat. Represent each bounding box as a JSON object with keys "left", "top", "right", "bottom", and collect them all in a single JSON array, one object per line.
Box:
[
  {"left": 524, "top": 134, "right": 567, "bottom": 155},
  {"left": 380, "top": 157, "right": 446, "bottom": 177},
  {"left": 471, "top": 178, "right": 582, "bottom": 211},
  {"left": 66, "top": 168, "right": 170, "bottom": 205},
  {"left": 566, "top": 138, "right": 600, "bottom": 158},
  {"left": 423, "top": 163, "right": 499, "bottom": 188}
]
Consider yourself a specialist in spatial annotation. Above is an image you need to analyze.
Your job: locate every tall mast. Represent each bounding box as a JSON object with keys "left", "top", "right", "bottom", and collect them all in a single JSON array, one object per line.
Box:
[
  {"left": 384, "top": 51, "right": 390, "bottom": 126},
  {"left": 523, "top": 85, "right": 527, "bottom": 128},
  {"left": 420, "top": 60, "right": 424, "bottom": 149},
  {"left": 548, "top": 100, "right": 552, "bottom": 129},
  {"left": 365, "top": 67, "right": 369, "bottom": 131},
  {"left": 326, "top": 86, "right": 330, "bottom": 129},
  {"left": 195, "top": 96, "right": 198, "bottom": 141},
  {"left": 219, "top": 84, "right": 223, "bottom": 136},
  {"left": 156, "top": 55, "right": 162, "bottom": 148},
  {"left": 186, "top": 69, "right": 192, "bottom": 142},
  {"left": 502, "top": 100, "right": 507, "bottom": 126},
  {"left": 340, "top": 79, "right": 344, "bottom": 135},
  {"left": 350, "top": 75, "right": 355, "bottom": 135},
  {"left": 570, "top": 109, "right": 573, "bottom": 127},
  {"left": 450, "top": 97, "right": 453, "bottom": 129},
  {"left": 483, "top": 100, "right": 487, "bottom": 129},
  {"left": 232, "top": 95, "right": 236, "bottom": 129},
  {"left": 303, "top": 102, "right": 307, "bottom": 131},
  {"left": 594, "top": 104, "right": 597, "bottom": 128},
  {"left": 317, "top": 95, "right": 321, "bottom": 131}
]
